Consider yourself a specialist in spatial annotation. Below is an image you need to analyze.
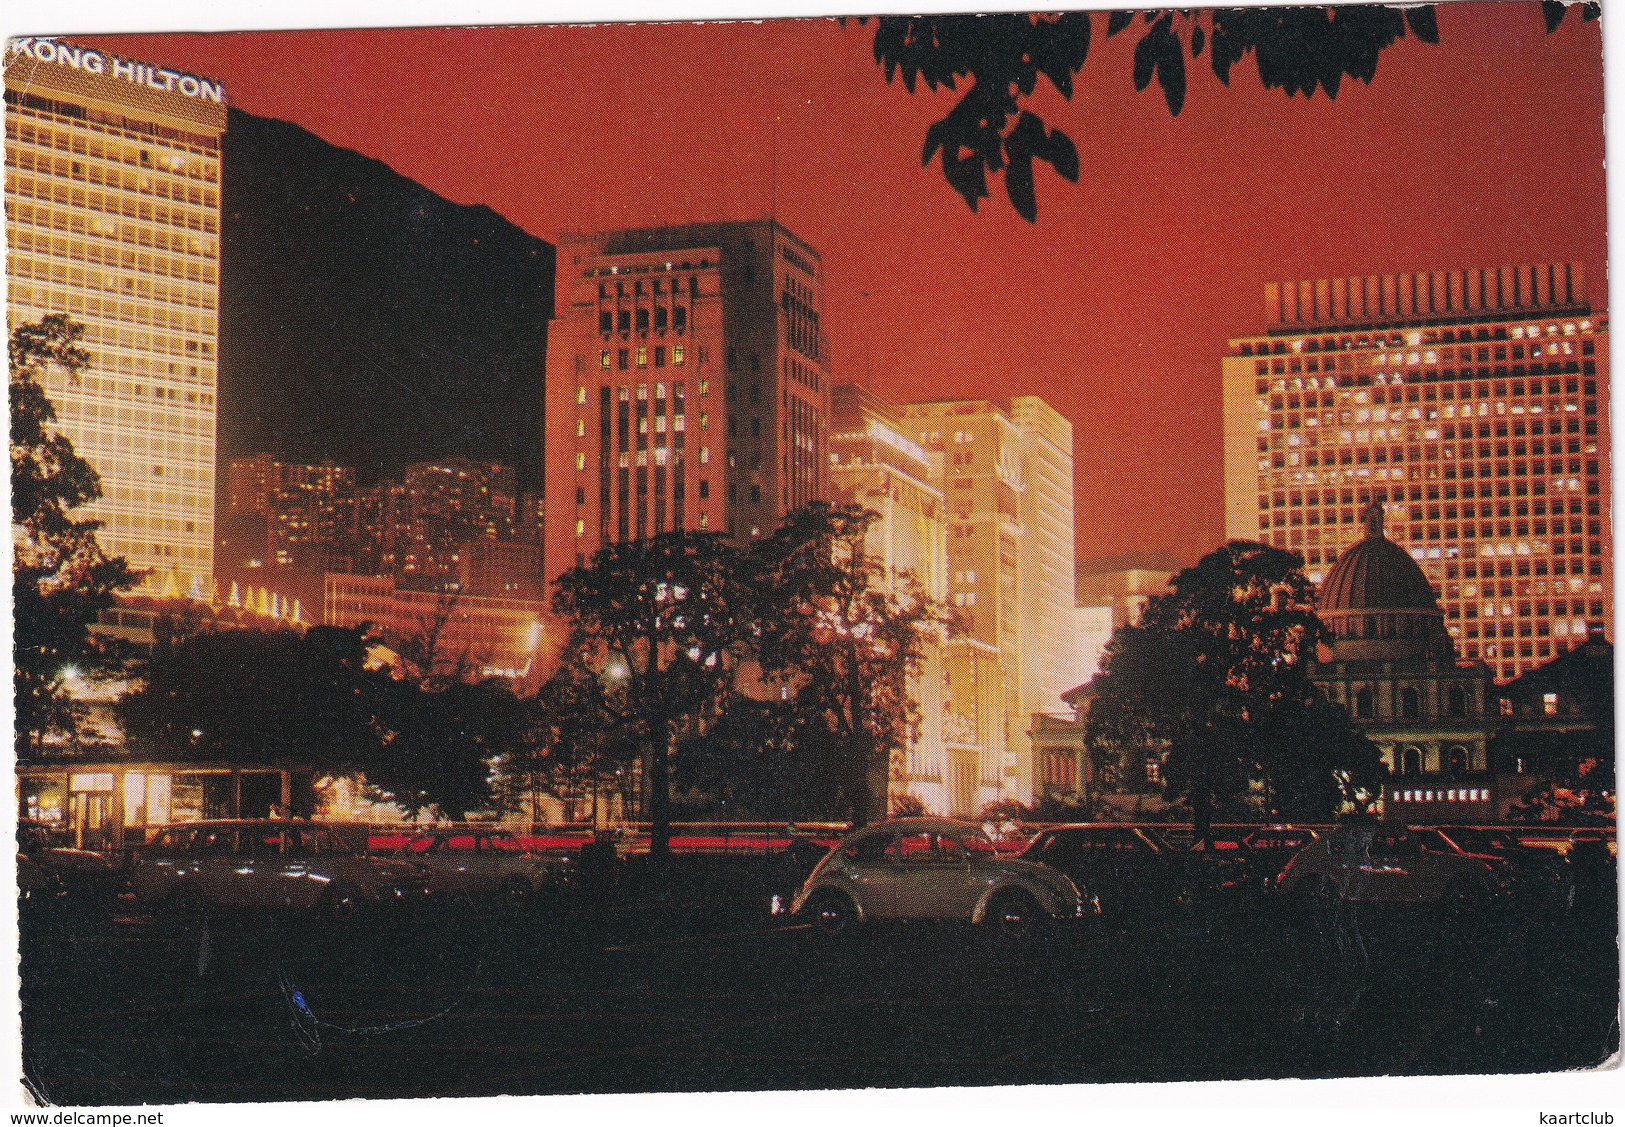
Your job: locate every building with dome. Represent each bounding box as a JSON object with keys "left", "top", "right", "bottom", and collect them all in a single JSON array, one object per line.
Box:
[{"left": 1313, "top": 503, "right": 1500, "bottom": 820}]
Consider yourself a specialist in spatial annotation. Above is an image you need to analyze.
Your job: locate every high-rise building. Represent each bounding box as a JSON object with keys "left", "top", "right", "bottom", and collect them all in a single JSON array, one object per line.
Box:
[
  {"left": 6, "top": 41, "right": 226, "bottom": 598},
  {"left": 827, "top": 383, "right": 950, "bottom": 813},
  {"left": 900, "top": 396, "right": 1079, "bottom": 811},
  {"left": 1223, "top": 265, "right": 1610, "bottom": 683},
  {"left": 395, "top": 457, "right": 518, "bottom": 587},
  {"left": 543, "top": 220, "right": 830, "bottom": 584},
  {"left": 219, "top": 453, "right": 356, "bottom": 571}
]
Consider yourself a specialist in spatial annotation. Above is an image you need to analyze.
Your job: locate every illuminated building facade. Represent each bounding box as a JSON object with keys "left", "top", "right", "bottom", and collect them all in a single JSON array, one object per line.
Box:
[
  {"left": 1223, "top": 265, "right": 1611, "bottom": 683},
  {"left": 220, "top": 453, "right": 357, "bottom": 571},
  {"left": 324, "top": 573, "right": 552, "bottom": 689},
  {"left": 900, "top": 396, "right": 1079, "bottom": 812},
  {"left": 1312, "top": 503, "right": 1496, "bottom": 822},
  {"left": 5, "top": 39, "right": 225, "bottom": 597},
  {"left": 827, "top": 383, "right": 950, "bottom": 814},
  {"left": 543, "top": 220, "right": 830, "bottom": 584}
]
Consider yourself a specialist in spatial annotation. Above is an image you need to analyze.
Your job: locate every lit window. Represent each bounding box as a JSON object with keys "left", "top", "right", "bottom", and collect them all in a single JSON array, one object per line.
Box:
[
  {"left": 578, "top": 386, "right": 589, "bottom": 404},
  {"left": 1543, "top": 692, "right": 1558, "bottom": 715},
  {"left": 576, "top": 420, "right": 585, "bottom": 438},
  {"left": 599, "top": 351, "right": 610, "bottom": 370},
  {"left": 575, "top": 453, "right": 586, "bottom": 471},
  {"left": 674, "top": 345, "right": 685, "bottom": 366},
  {"left": 637, "top": 347, "right": 648, "bottom": 368},
  {"left": 574, "top": 519, "right": 584, "bottom": 537}
]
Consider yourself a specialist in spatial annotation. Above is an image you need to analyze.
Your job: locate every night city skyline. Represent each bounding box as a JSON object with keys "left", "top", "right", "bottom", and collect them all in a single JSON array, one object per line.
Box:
[
  {"left": 6, "top": 2, "right": 1619, "bottom": 1120},
  {"left": 56, "top": 1, "right": 1608, "bottom": 568}
]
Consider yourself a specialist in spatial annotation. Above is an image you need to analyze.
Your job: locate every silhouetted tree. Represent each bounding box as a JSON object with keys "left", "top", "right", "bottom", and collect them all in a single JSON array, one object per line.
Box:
[
  {"left": 367, "top": 676, "right": 528, "bottom": 821},
  {"left": 747, "top": 503, "right": 947, "bottom": 826},
  {"left": 676, "top": 695, "right": 848, "bottom": 823},
  {"left": 553, "top": 532, "right": 747, "bottom": 857},
  {"left": 860, "top": 4, "right": 1597, "bottom": 221},
  {"left": 119, "top": 625, "right": 390, "bottom": 770},
  {"left": 12, "top": 314, "right": 135, "bottom": 753},
  {"left": 1084, "top": 541, "right": 1380, "bottom": 841}
]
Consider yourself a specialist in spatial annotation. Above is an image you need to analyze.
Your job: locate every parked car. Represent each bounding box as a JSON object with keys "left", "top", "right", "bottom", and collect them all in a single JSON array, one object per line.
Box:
[
  {"left": 1415, "top": 825, "right": 1571, "bottom": 897},
  {"left": 784, "top": 817, "right": 1095, "bottom": 937},
  {"left": 1019, "top": 824, "right": 1180, "bottom": 915},
  {"left": 17, "top": 821, "right": 123, "bottom": 909},
  {"left": 129, "top": 820, "right": 431, "bottom": 920},
  {"left": 1275, "top": 823, "right": 1514, "bottom": 909},
  {"left": 395, "top": 827, "right": 574, "bottom": 906},
  {"left": 1241, "top": 826, "right": 1324, "bottom": 889}
]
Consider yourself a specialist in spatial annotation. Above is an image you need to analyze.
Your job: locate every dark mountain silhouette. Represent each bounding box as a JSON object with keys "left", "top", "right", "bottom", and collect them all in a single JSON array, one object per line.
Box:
[{"left": 219, "top": 108, "right": 553, "bottom": 488}]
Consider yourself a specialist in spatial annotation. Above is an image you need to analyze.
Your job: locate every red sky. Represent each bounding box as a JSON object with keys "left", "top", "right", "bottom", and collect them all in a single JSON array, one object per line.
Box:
[{"left": 73, "top": 4, "right": 1607, "bottom": 566}]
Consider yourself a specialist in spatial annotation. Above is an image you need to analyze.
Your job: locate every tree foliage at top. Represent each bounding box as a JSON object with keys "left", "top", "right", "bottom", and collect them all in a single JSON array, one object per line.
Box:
[
  {"left": 552, "top": 530, "right": 747, "bottom": 856},
  {"left": 12, "top": 314, "right": 135, "bottom": 753},
  {"left": 1084, "top": 540, "right": 1382, "bottom": 839},
  {"left": 861, "top": 3, "right": 1599, "bottom": 221}
]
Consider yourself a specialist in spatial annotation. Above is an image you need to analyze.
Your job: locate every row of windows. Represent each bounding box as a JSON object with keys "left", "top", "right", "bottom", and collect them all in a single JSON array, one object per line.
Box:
[
  {"left": 9, "top": 202, "right": 217, "bottom": 258},
  {"left": 597, "top": 304, "right": 689, "bottom": 335},
  {"left": 10, "top": 285, "right": 215, "bottom": 351},
  {"left": 8, "top": 173, "right": 218, "bottom": 234},
  {"left": 7, "top": 142, "right": 218, "bottom": 205},
  {"left": 1236, "top": 318, "right": 1598, "bottom": 356},
  {"left": 1263, "top": 374, "right": 1593, "bottom": 406},
  {"left": 598, "top": 276, "right": 699, "bottom": 298},
  {"left": 600, "top": 344, "right": 686, "bottom": 370},
  {"left": 8, "top": 226, "right": 218, "bottom": 284},
  {"left": 10, "top": 254, "right": 216, "bottom": 309},
  {"left": 7, "top": 102, "right": 220, "bottom": 166},
  {"left": 1264, "top": 486, "right": 1597, "bottom": 510}
]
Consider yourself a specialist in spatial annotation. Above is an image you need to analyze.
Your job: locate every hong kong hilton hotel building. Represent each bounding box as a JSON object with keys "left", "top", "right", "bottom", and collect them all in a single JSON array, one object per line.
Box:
[
  {"left": 6, "top": 40, "right": 223, "bottom": 599},
  {"left": 1223, "top": 265, "right": 1611, "bottom": 686}
]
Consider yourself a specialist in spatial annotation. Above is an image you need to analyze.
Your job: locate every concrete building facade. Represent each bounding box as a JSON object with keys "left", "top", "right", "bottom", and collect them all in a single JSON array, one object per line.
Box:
[
  {"left": 543, "top": 220, "right": 830, "bottom": 584},
  {"left": 1223, "top": 264, "right": 1610, "bottom": 683},
  {"left": 900, "top": 396, "right": 1079, "bottom": 812},
  {"left": 827, "top": 383, "right": 951, "bottom": 814},
  {"left": 5, "top": 39, "right": 226, "bottom": 597}
]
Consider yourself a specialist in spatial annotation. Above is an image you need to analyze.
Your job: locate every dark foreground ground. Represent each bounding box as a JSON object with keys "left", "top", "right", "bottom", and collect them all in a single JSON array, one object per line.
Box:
[{"left": 18, "top": 869, "right": 1619, "bottom": 1106}]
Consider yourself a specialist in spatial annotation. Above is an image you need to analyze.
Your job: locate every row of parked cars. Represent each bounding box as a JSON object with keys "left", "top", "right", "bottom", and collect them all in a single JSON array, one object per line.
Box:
[
  {"left": 19, "top": 819, "right": 576, "bottom": 922},
  {"left": 781, "top": 817, "right": 1612, "bottom": 937},
  {"left": 21, "top": 814, "right": 1610, "bottom": 931}
]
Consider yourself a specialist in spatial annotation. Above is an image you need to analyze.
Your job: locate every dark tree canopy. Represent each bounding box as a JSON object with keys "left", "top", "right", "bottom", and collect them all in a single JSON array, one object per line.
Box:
[
  {"left": 119, "top": 625, "right": 391, "bottom": 768},
  {"left": 1084, "top": 540, "right": 1382, "bottom": 837},
  {"left": 745, "top": 502, "right": 946, "bottom": 826},
  {"left": 862, "top": 4, "right": 1598, "bottom": 221},
  {"left": 552, "top": 531, "right": 747, "bottom": 856},
  {"left": 12, "top": 314, "right": 134, "bottom": 753}
]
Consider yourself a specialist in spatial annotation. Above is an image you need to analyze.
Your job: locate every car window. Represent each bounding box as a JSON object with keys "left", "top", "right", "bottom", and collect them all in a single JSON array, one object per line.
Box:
[
  {"left": 292, "top": 827, "right": 343, "bottom": 855},
  {"left": 193, "top": 828, "right": 237, "bottom": 855},
  {"left": 445, "top": 835, "right": 478, "bottom": 852},
  {"left": 886, "top": 833, "right": 937, "bottom": 863},
  {"left": 481, "top": 834, "right": 524, "bottom": 853},
  {"left": 405, "top": 836, "right": 439, "bottom": 855},
  {"left": 247, "top": 828, "right": 288, "bottom": 856},
  {"left": 151, "top": 828, "right": 188, "bottom": 851},
  {"left": 843, "top": 834, "right": 890, "bottom": 863},
  {"left": 958, "top": 831, "right": 998, "bottom": 859},
  {"left": 1372, "top": 831, "right": 1417, "bottom": 854}
]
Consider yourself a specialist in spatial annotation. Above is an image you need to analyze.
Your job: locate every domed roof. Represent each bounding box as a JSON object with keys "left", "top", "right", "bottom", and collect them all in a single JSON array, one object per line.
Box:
[{"left": 1318, "top": 504, "right": 1440, "bottom": 614}]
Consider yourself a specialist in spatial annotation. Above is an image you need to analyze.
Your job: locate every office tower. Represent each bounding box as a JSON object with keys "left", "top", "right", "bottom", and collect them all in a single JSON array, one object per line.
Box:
[
  {"left": 1223, "top": 265, "right": 1610, "bottom": 682},
  {"left": 900, "top": 396, "right": 1079, "bottom": 811},
  {"left": 827, "top": 383, "right": 950, "bottom": 813},
  {"left": 543, "top": 220, "right": 830, "bottom": 583},
  {"left": 5, "top": 39, "right": 225, "bottom": 596}
]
